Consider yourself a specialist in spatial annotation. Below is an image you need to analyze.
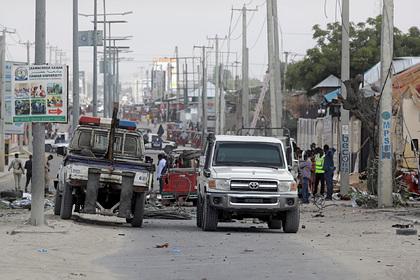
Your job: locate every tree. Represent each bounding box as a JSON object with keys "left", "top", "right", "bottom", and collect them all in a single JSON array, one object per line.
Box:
[{"left": 286, "top": 16, "right": 420, "bottom": 92}]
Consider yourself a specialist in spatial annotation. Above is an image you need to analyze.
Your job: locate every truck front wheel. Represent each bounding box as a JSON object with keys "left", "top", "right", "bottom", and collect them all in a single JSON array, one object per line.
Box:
[
  {"left": 196, "top": 194, "right": 203, "bottom": 228},
  {"left": 54, "top": 191, "right": 62, "bottom": 216},
  {"left": 60, "top": 182, "right": 73, "bottom": 219},
  {"left": 201, "top": 196, "right": 218, "bottom": 231},
  {"left": 131, "top": 192, "right": 145, "bottom": 228},
  {"left": 282, "top": 208, "right": 300, "bottom": 233}
]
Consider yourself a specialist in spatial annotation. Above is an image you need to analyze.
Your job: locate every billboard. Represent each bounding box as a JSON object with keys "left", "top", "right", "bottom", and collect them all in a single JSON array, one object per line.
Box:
[
  {"left": 4, "top": 62, "right": 25, "bottom": 134},
  {"left": 12, "top": 65, "right": 68, "bottom": 123}
]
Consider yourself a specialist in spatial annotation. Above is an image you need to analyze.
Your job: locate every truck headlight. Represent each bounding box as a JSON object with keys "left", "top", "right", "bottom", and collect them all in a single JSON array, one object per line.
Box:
[
  {"left": 208, "top": 179, "right": 230, "bottom": 190},
  {"left": 278, "top": 181, "right": 297, "bottom": 192}
]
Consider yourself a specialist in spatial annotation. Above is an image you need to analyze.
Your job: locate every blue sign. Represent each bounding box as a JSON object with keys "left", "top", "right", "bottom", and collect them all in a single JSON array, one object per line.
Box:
[
  {"left": 380, "top": 111, "right": 392, "bottom": 160},
  {"left": 341, "top": 134, "right": 350, "bottom": 173}
]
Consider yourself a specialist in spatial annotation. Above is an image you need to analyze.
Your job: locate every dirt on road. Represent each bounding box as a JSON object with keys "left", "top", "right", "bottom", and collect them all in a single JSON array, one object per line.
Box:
[
  {"left": 297, "top": 202, "right": 420, "bottom": 280},
  {"left": 1, "top": 202, "right": 420, "bottom": 280}
]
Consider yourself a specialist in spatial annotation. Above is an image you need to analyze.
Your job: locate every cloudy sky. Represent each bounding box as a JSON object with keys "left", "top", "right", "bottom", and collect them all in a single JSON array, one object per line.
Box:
[{"left": 1, "top": 0, "right": 419, "bottom": 84}]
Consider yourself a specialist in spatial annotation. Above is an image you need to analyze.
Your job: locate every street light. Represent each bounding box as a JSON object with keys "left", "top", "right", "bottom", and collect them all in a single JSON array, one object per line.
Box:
[{"left": 79, "top": 9, "right": 132, "bottom": 117}]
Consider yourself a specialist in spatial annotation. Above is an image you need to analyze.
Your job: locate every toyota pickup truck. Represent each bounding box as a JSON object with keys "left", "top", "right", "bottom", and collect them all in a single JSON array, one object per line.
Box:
[
  {"left": 55, "top": 115, "right": 153, "bottom": 227},
  {"left": 196, "top": 134, "right": 299, "bottom": 232}
]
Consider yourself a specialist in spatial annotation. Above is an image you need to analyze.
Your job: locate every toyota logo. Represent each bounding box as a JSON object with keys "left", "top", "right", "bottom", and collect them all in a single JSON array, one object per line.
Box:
[{"left": 249, "top": 182, "right": 259, "bottom": 189}]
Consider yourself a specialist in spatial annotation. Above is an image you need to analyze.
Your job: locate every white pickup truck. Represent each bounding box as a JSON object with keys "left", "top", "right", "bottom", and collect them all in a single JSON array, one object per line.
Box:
[{"left": 196, "top": 134, "right": 299, "bottom": 232}]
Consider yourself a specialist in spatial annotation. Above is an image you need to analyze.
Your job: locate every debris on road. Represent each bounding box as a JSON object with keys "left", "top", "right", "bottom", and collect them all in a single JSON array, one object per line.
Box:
[
  {"left": 396, "top": 228, "right": 418, "bottom": 235},
  {"left": 155, "top": 243, "right": 169, "bottom": 248},
  {"left": 392, "top": 223, "right": 412, "bottom": 228}
]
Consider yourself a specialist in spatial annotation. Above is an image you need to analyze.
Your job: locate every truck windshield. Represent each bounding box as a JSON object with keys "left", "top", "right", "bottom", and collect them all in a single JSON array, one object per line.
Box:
[
  {"left": 213, "top": 142, "right": 285, "bottom": 169},
  {"left": 70, "top": 128, "right": 141, "bottom": 158}
]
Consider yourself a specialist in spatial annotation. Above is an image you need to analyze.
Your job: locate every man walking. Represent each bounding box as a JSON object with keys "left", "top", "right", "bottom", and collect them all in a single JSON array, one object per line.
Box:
[
  {"left": 156, "top": 154, "right": 167, "bottom": 193},
  {"left": 8, "top": 153, "right": 25, "bottom": 192},
  {"left": 323, "top": 145, "right": 336, "bottom": 200},
  {"left": 24, "top": 155, "right": 32, "bottom": 193},
  {"left": 314, "top": 148, "right": 325, "bottom": 196},
  {"left": 299, "top": 152, "right": 312, "bottom": 204}
]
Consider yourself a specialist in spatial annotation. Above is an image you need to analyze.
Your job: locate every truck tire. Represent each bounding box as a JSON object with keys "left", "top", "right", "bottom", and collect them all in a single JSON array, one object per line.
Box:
[
  {"left": 131, "top": 192, "right": 145, "bottom": 228},
  {"left": 60, "top": 182, "right": 73, "bottom": 219},
  {"left": 196, "top": 194, "right": 203, "bottom": 228},
  {"left": 202, "top": 196, "right": 218, "bottom": 231},
  {"left": 282, "top": 208, "right": 300, "bottom": 233},
  {"left": 54, "top": 191, "right": 62, "bottom": 216},
  {"left": 267, "top": 218, "right": 282, "bottom": 229}
]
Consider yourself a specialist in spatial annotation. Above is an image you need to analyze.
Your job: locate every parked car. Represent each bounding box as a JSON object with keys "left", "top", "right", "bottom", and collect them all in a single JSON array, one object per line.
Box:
[{"left": 55, "top": 116, "right": 153, "bottom": 227}]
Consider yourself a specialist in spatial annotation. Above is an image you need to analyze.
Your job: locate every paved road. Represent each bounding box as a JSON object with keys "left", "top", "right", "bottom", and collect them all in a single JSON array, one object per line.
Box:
[
  {"left": 100, "top": 219, "right": 357, "bottom": 280},
  {"left": 0, "top": 153, "right": 62, "bottom": 193}
]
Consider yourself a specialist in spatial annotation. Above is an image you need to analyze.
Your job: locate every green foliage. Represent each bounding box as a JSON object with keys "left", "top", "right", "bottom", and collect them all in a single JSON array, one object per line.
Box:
[{"left": 286, "top": 16, "right": 420, "bottom": 92}]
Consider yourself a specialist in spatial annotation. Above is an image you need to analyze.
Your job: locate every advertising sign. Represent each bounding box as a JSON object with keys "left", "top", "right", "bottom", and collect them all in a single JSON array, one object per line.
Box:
[
  {"left": 4, "top": 62, "right": 25, "bottom": 134},
  {"left": 12, "top": 65, "right": 68, "bottom": 123}
]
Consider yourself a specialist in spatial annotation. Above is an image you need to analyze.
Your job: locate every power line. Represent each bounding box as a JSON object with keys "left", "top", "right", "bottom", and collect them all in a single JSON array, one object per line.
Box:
[{"left": 249, "top": 15, "right": 267, "bottom": 50}]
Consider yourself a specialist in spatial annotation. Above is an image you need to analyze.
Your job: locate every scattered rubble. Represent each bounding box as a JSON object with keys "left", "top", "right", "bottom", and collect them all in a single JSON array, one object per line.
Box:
[
  {"left": 0, "top": 190, "right": 54, "bottom": 210},
  {"left": 155, "top": 243, "right": 169, "bottom": 248}
]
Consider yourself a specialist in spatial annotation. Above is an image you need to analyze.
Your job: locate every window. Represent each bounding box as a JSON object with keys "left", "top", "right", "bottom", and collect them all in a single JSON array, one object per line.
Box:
[
  {"left": 124, "top": 135, "right": 138, "bottom": 157},
  {"left": 70, "top": 130, "right": 92, "bottom": 150},
  {"left": 213, "top": 142, "right": 285, "bottom": 169},
  {"left": 92, "top": 131, "right": 108, "bottom": 152}
]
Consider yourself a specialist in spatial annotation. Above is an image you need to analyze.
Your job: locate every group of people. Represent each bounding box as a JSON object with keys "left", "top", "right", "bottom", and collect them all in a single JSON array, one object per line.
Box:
[
  {"left": 8, "top": 153, "right": 54, "bottom": 195},
  {"left": 298, "top": 143, "right": 336, "bottom": 204}
]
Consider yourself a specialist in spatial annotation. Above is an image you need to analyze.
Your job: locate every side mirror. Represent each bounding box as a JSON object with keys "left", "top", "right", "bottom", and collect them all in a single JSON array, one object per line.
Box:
[
  {"left": 199, "top": 156, "right": 206, "bottom": 168},
  {"left": 203, "top": 169, "right": 211, "bottom": 178},
  {"left": 145, "top": 156, "right": 153, "bottom": 164},
  {"left": 56, "top": 147, "right": 67, "bottom": 157}
]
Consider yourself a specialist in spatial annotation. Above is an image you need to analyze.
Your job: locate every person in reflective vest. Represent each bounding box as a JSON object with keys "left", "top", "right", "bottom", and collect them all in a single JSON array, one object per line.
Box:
[{"left": 314, "top": 148, "right": 325, "bottom": 196}]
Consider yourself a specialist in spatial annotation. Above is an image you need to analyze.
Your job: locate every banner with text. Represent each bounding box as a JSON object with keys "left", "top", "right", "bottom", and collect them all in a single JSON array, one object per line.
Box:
[{"left": 12, "top": 65, "right": 68, "bottom": 123}]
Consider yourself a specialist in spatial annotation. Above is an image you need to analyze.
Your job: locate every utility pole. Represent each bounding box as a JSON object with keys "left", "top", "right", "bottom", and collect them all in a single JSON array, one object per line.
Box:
[
  {"left": 102, "top": 0, "right": 107, "bottom": 117},
  {"left": 340, "top": 0, "right": 350, "bottom": 195},
  {"left": 175, "top": 46, "right": 180, "bottom": 116},
  {"left": 73, "top": 0, "right": 80, "bottom": 132},
  {"left": 194, "top": 45, "right": 212, "bottom": 146},
  {"left": 233, "top": 5, "right": 257, "bottom": 128},
  {"left": 0, "top": 30, "right": 6, "bottom": 172},
  {"left": 266, "top": 0, "right": 277, "bottom": 131},
  {"left": 93, "top": 0, "right": 98, "bottom": 116},
  {"left": 31, "top": 0, "right": 46, "bottom": 226},
  {"left": 283, "top": 51, "right": 289, "bottom": 93},
  {"left": 272, "top": 0, "right": 282, "bottom": 132},
  {"left": 219, "top": 63, "right": 225, "bottom": 133},
  {"left": 207, "top": 35, "right": 227, "bottom": 134},
  {"left": 378, "top": 0, "right": 394, "bottom": 207}
]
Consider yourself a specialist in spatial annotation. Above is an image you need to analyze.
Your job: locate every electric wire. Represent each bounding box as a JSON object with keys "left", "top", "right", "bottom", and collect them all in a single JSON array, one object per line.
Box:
[{"left": 249, "top": 15, "right": 267, "bottom": 50}]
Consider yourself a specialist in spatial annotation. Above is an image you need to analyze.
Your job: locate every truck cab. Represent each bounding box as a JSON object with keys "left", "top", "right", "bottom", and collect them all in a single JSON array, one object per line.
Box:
[
  {"left": 55, "top": 116, "right": 153, "bottom": 227},
  {"left": 197, "top": 134, "right": 299, "bottom": 232}
]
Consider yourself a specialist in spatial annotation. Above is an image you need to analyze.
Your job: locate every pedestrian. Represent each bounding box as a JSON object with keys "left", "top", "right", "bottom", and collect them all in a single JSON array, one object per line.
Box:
[
  {"left": 24, "top": 155, "right": 33, "bottom": 193},
  {"left": 44, "top": 154, "right": 54, "bottom": 195},
  {"left": 8, "top": 153, "right": 25, "bottom": 192},
  {"left": 156, "top": 154, "right": 167, "bottom": 193},
  {"left": 323, "top": 145, "right": 336, "bottom": 200},
  {"left": 314, "top": 148, "right": 325, "bottom": 196},
  {"left": 299, "top": 152, "right": 312, "bottom": 204}
]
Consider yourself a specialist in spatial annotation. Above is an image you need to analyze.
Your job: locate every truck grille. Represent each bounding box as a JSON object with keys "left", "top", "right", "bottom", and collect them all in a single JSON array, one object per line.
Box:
[{"left": 230, "top": 180, "right": 278, "bottom": 192}]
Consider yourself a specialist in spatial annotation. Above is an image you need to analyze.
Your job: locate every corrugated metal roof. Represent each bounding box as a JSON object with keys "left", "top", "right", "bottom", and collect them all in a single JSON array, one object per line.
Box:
[
  {"left": 312, "top": 74, "right": 341, "bottom": 89},
  {"left": 363, "top": 57, "right": 420, "bottom": 86}
]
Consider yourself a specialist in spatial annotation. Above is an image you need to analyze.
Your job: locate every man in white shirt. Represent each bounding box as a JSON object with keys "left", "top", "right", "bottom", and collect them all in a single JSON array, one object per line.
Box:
[{"left": 156, "top": 154, "right": 167, "bottom": 193}]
